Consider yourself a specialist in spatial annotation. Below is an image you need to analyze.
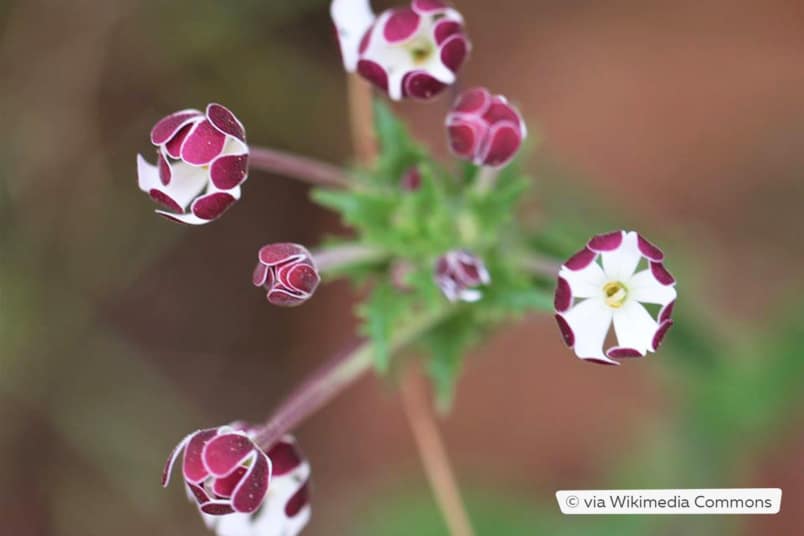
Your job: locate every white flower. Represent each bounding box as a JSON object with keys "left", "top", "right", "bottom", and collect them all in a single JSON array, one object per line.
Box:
[
  {"left": 554, "top": 231, "right": 677, "bottom": 365},
  {"left": 331, "top": 0, "right": 470, "bottom": 100}
]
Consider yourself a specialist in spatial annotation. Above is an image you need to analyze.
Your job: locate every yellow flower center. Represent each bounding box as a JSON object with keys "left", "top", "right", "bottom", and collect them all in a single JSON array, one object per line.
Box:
[
  {"left": 603, "top": 281, "right": 628, "bottom": 309},
  {"left": 407, "top": 37, "right": 435, "bottom": 64}
]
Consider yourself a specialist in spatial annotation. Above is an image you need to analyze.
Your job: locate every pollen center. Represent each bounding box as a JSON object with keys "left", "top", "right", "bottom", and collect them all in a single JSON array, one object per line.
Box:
[
  {"left": 407, "top": 38, "right": 434, "bottom": 64},
  {"left": 603, "top": 281, "right": 628, "bottom": 309}
]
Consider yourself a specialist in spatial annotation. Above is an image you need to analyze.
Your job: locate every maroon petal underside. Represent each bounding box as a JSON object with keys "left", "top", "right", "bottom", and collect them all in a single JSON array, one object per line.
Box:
[
  {"left": 588, "top": 230, "right": 624, "bottom": 252},
  {"left": 402, "top": 71, "right": 447, "bottom": 100},
  {"left": 480, "top": 122, "right": 522, "bottom": 167},
  {"left": 165, "top": 123, "right": 194, "bottom": 159},
  {"left": 231, "top": 451, "right": 270, "bottom": 514},
  {"left": 267, "top": 440, "right": 304, "bottom": 477},
  {"left": 607, "top": 346, "right": 643, "bottom": 358},
  {"left": 203, "top": 433, "right": 255, "bottom": 477},
  {"left": 564, "top": 247, "right": 597, "bottom": 271},
  {"left": 433, "top": 20, "right": 461, "bottom": 46},
  {"left": 659, "top": 299, "right": 675, "bottom": 323},
  {"left": 149, "top": 189, "right": 183, "bottom": 214},
  {"left": 652, "top": 319, "right": 674, "bottom": 351},
  {"left": 183, "top": 429, "right": 218, "bottom": 484},
  {"left": 150, "top": 111, "right": 202, "bottom": 146},
  {"left": 452, "top": 87, "right": 491, "bottom": 115},
  {"left": 157, "top": 153, "right": 172, "bottom": 186},
  {"left": 206, "top": 103, "right": 246, "bottom": 142},
  {"left": 357, "top": 60, "right": 390, "bottom": 92},
  {"left": 252, "top": 262, "right": 270, "bottom": 287},
  {"left": 650, "top": 261, "right": 676, "bottom": 285},
  {"left": 285, "top": 480, "right": 311, "bottom": 517},
  {"left": 187, "top": 482, "right": 212, "bottom": 505},
  {"left": 212, "top": 466, "right": 248, "bottom": 498},
  {"left": 554, "top": 314, "right": 575, "bottom": 347},
  {"left": 191, "top": 192, "right": 237, "bottom": 221},
  {"left": 446, "top": 117, "right": 486, "bottom": 159},
  {"left": 382, "top": 8, "right": 421, "bottom": 43},
  {"left": 281, "top": 262, "right": 320, "bottom": 295},
  {"left": 181, "top": 120, "right": 227, "bottom": 166},
  {"left": 439, "top": 34, "right": 468, "bottom": 72},
  {"left": 210, "top": 154, "right": 248, "bottom": 190},
  {"left": 637, "top": 234, "right": 665, "bottom": 261},
  {"left": 258, "top": 243, "right": 308, "bottom": 266},
  {"left": 554, "top": 277, "right": 572, "bottom": 312},
  {"left": 200, "top": 501, "right": 236, "bottom": 516},
  {"left": 413, "top": 0, "right": 448, "bottom": 14}
]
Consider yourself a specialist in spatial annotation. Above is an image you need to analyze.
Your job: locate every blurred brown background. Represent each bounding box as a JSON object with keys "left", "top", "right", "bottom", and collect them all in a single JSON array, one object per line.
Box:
[{"left": 0, "top": 0, "right": 802, "bottom": 534}]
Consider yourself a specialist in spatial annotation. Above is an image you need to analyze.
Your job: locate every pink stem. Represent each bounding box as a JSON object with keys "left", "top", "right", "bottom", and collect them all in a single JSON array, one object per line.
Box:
[{"left": 249, "top": 146, "right": 351, "bottom": 188}]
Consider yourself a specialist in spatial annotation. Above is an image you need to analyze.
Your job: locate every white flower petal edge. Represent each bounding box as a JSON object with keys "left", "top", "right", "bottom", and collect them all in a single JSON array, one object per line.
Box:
[
  {"left": 331, "top": 0, "right": 376, "bottom": 71},
  {"left": 555, "top": 230, "right": 678, "bottom": 365}
]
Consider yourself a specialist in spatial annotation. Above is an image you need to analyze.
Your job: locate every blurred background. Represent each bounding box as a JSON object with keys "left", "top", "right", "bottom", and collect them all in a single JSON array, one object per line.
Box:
[{"left": 0, "top": 0, "right": 802, "bottom": 534}]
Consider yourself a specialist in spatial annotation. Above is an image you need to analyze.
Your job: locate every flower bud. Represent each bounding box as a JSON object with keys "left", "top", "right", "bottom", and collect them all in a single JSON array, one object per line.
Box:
[
  {"left": 446, "top": 87, "right": 526, "bottom": 168},
  {"left": 164, "top": 426, "right": 311, "bottom": 535},
  {"left": 252, "top": 243, "right": 321, "bottom": 307},
  {"left": 400, "top": 166, "right": 422, "bottom": 191},
  {"left": 137, "top": 103, "right": 249, "bottom": 225},
  {"left": 332, "top": 0, "right": 470, "bottom": 100},
  {"left": 434, "top": 250, "right": 490, "bottom": 302}
]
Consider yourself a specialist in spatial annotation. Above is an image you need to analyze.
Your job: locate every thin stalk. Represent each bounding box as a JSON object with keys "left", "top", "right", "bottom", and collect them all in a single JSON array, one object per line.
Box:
[
  {"left": 401, "top": 372, "right": 475, "bottom": 536},
  {"left": 249, "top": 145, "right": 351, "bottom": 188},
  {"left": 347, "top": 74, "right": 376, "bottom": 165},
  {"left": 254, "top": 306, "right": 451, "bottom": 450},
  {"left": 312, "top": 243, "right": 387, "bottom": 274},
  {"left": 519, "top": 252, "right": 562, "bottom": 278},
  {"left": 474, "top": 166, "right": 500, "bottom": 194}
]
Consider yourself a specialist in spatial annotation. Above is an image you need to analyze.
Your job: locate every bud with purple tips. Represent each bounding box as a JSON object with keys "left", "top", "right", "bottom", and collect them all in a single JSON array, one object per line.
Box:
[
  {"left": 446, "top": 87, "right": 526, "bottom": 168},
  {"left": 435, "top": 250, "right": 490, "bottom": 302},
  {"left": 253, "top": 243, "right": 321, "bottom": 307},
  {"left": 137, "top": 103, "right": 249, "bottom": 225}
]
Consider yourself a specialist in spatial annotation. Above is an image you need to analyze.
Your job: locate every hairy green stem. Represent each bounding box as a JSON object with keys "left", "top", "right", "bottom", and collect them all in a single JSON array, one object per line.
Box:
[{"left": 254, "top": 306, "right": 451, "bottom": 449}]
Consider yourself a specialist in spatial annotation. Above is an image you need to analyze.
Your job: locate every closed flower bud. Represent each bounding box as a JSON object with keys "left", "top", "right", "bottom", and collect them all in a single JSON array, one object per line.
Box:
[
  {"left": 446, "top": 87, "right": 526, "bottom": 168},
  {"left": 434, "top": 250, "right": 490, "bottom": 302},
  {"left": 138, "top": 103, "right": 249, "bottom": 224},
  {"left": 332, "top": 0, "right": 470, "bottom": 100},
  {"left": 252, "top": 243, "right": 321, "bottom": 307}
]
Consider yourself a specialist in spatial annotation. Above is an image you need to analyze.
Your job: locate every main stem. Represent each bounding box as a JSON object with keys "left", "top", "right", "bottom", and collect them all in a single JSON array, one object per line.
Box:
[
  {"left": 345, "top": 72, "right": 476, "bottom": 536},
  {"left": 249, "top": 146, "right": 351, "bottom": 188},
  {"left": 401, "top": 372, "right": 476, "bottom": 536},
  {"left": 254, "top": 307, "right": 450, "bottom": 450}
]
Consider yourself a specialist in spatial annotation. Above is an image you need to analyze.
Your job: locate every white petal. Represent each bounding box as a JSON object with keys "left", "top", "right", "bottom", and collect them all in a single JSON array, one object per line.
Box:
[
  {"left": 628, "top": 269, "right": 677, "bottom": 305},
  {"left": 601, "top": 231, "right": 641, "bottom": 281},
  {"left": 612, "top": 300, "right": 658, "bottom": 354},
  {"left": 559, "top": 262, "right": 606, "bottom": 299},
  {"left": 136, "top": 154, "right": 161, "bottom": 192},
  {"left": 562, "top": 297, "right": 613, "bottom": 362},
  {"left": 165, "top": 161, "right": 211, "bottom": 209},
  {"left": 331, "top": 0, "right": 375, "bottom": 71},
  {"left": 206, "top": 512, "right": 254, "bottom": 536}
]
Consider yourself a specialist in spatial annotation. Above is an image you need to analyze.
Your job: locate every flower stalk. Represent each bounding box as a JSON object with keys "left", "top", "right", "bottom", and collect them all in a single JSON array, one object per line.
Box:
[
  {"left": 253, "top": 306, "right": 452, "bottom": 450},
  {"left": 312, "top": 243, "right": 387, "bottom": 274},
  {"left": 248, "top": 145, "right": 352, "bottom": 188}
]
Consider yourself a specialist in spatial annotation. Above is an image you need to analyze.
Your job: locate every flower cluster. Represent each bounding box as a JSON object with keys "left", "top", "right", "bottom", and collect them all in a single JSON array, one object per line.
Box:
[
  {"left": 332, "top": 0, "right": 470, "bottom": 100},
  {"left": 147, "top": 1, "right": 683, "bottom": 534},
  {"left": 163, "top": 425, "right": 310, "bottom": 536},
  {"left": 554, "top": 231, "right": 677, "bottom": 365},
  {"left": 138, "top": 104, "right": 249, "bottom": 225}
]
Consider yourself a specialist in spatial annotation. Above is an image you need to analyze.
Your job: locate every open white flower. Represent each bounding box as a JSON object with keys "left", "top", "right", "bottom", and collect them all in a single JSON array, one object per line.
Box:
[
  {"left": 554, "top": 230, "right": 677, "bottom": 366},
  {"left": 331, "top": 0, "right": 470, "bottom": 100}
]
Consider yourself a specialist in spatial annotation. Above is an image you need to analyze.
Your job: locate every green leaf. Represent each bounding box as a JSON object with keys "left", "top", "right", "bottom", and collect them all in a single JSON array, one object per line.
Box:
[
  {"left": 423, "top": 309, "right": 481, "bottom": 412},
  {"left": 358, "top": 282, "right": 411, "bottom": 373}
]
